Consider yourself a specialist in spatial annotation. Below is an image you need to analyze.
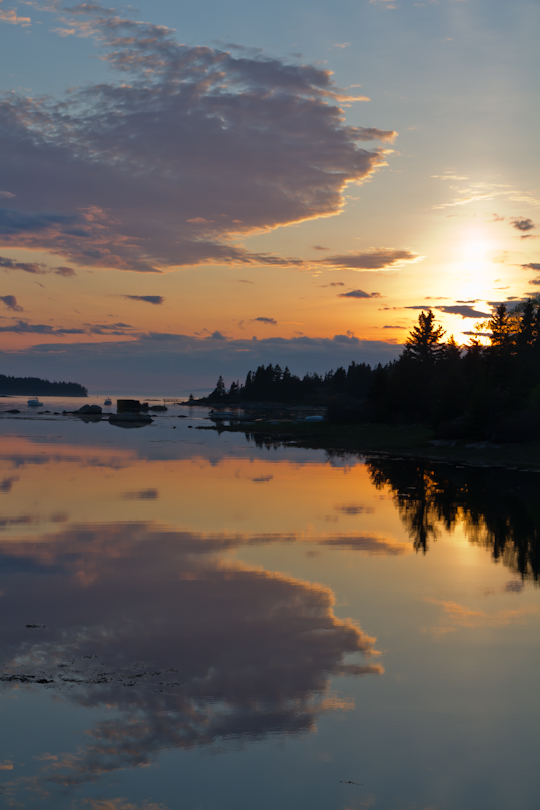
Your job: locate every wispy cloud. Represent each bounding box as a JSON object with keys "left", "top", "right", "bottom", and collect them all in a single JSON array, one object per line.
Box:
[
  {"left": 338, "top": 289, "right": 381, "bottom": 299},
  {"left": 0, "top": 255, "right": 76, "bottom": 276},
  {"left": 123, "top": 295, "right": 164, "bottom": 305},
  {"left": 253, "top": 317, "right": 277, "bottom": 325},
  {"left": 0, "top": 3, "right": 31, "bottom": 25},
  {"left": 425, "top": 598, "right": 540, "bottom": 636},
  {"left": 317, "top": 248, "right": 422, "bottom": 271},
  {"left": 436, "top": 305, "right": 490, "bottom": 318},
  {"left": 433, "top": 182, "right": 540, "bottom": 210}
]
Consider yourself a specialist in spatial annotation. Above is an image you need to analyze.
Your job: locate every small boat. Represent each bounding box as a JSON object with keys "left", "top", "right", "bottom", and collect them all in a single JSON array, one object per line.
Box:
[
  {"left": 27, "top": 397, "right": 43, "bottom": 407},
  {"left": 104, "top": 397, "right": 112, "bottom": 406}
]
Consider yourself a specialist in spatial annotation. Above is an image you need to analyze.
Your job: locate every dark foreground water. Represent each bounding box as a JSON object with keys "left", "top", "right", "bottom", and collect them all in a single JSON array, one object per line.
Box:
[{"left": 0, "top": 399, "right": 538, "bottom": 810}]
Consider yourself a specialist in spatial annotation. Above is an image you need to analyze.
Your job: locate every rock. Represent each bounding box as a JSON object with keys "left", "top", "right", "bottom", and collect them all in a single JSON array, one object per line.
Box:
[{"left": 76, "top": 404, "right": 102, "bottom": 414}]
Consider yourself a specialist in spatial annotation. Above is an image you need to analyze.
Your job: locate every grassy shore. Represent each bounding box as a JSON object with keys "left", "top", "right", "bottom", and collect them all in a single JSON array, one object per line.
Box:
[{"left": 212, "top": 420, "right": 540, "bottom": 470}]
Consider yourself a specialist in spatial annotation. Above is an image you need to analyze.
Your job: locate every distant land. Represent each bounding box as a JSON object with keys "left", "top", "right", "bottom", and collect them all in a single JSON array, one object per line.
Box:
[{"left": 0, "top": 374, "right": 87, "bottom": 397}]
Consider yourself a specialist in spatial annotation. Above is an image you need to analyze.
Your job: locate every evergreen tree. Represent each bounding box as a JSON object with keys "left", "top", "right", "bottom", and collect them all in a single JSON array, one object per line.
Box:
[
  {"left": 403, "top": 310, "right": 446, "bottom": 364},
  {"left": 488, "top": 303, "right": 513, "bottom": 349},
  {"left": 209, "top": 375, "right": 227, "bottom": 400}
]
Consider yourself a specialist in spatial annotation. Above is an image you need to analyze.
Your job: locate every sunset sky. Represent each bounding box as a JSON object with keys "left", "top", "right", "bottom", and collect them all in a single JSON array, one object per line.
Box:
[{"left": 0, "top": 0, "right": 538, "bottom": 392}]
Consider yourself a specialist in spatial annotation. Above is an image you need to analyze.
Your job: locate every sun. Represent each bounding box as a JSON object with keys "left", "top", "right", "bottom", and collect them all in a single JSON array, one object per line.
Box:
[{"left": 455, "top": 232, "right": 496, "bottom": 302}]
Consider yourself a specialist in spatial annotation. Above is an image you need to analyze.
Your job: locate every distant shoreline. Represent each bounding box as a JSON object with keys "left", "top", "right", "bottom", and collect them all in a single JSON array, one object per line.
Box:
[{"left": 0, "top": 374, "right": 87, "bottom": 397}]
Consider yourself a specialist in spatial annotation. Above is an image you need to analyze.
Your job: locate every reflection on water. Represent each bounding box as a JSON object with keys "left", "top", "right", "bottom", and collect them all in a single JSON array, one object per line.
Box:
[
  {"left": 0, "top": 419, "right": 538, "bottom": 810},
  {"left": 366, "top": 457, "right": 540, "bottom": 581},
  {"left": 1, "top": 523, "right": 380, "bottom": 791}
]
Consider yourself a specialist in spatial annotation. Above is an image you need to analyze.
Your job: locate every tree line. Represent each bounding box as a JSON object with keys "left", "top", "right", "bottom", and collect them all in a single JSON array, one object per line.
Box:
[
  {"left": 0, "top": 375, "right": 87, "bottom": 397},
  {"left": 207, "top": 298, "right": 540, "bottom": 441}
]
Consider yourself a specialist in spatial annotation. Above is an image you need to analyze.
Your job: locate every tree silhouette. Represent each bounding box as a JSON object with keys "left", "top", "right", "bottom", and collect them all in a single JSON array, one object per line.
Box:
[{"left": 404, "top": 310, "right": 446, "bottom": 364}]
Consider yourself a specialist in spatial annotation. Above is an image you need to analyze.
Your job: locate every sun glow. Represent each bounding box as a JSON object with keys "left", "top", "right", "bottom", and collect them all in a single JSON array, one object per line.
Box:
[{"left": 455, "top": 233, "right": 497, "bottom": 302}]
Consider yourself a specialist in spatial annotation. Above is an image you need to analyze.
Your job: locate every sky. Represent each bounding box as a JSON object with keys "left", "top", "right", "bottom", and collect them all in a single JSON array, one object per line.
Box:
[{"left": 0, "top": 0, "right": 538, "bottom": 392}]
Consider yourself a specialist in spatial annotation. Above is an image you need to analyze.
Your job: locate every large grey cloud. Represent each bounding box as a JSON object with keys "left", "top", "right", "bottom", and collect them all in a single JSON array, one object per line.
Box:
[{"left": 0, "top": 4, "right": 397, "bottom": 272}]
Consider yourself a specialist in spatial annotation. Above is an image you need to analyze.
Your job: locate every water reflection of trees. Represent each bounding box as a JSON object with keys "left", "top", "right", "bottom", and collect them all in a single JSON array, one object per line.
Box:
[{"left": 366, "top": 458, "right": 539, "bottom": 581}]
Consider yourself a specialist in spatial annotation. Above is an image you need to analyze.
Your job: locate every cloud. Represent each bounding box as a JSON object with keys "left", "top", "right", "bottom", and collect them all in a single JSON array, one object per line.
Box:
[
  {"left": 320, "top": 282, "right": 345, "bottom": 287},
  {"left": 318, "top": 248, "right": 421, "bottom": 271},
  {"left": 436, "top": 305, "right": 490, "bottom": 318},
  {"left": 433, "top": 182, "right": 540, "bottom": 210},
  {"left": 521, "top": 263, "right": 540, "bottom": 271},
  {"left": 253, "top": 317, "right": 277, "bottom": 325},
  {"left": 124, "top": 295, "right": 164, "bottom": 305},
  {"left": 334, "top": 504, "right": 374, "bottom": 515},
  {"left": 529, "top": 278, "right": 540, "bottom": 286},
  {"left": 511, "top": 218, "right": 535, "bottom": 232},
  {"left": 353, "top": 127, "right": 397, "bottom": 142},
  {"left": 0, "top": 255, "right": 76, "bottom": 276},
  {"left": 0, "top": 320, "right": 85, "bottom": 335},
  {"left": 425, "top": 598, "right": 539, "bottom": 635},
  {"left": 0, "top": 5, "right": 31, "bottom": 25},
  {"left": 0, "top": 294, "right": 22, "bottom": 311},
  {"left": 383, "top": 324, "right": 405, "bottom": 329},
  {"left": 333, "top": 333, "right": 360, "bottom": 344},
  {"left": 0, "top": 5, "right": 393, "bottom": 272},
  {"left": 338, "top": 289, "right": 381, "bottom": 299},
  {"left": 122, "top": 489, "right": 159, "bottom": 500}
]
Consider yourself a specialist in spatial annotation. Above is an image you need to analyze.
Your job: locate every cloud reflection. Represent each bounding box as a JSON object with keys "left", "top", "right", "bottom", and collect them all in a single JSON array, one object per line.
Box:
[{"left": 0, "top": 522, "right": 383, "bottom": 794}]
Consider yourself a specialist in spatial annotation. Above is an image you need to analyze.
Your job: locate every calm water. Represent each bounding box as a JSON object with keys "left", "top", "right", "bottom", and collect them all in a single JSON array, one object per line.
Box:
[{"left": 0, "top": 399, "right": 538, "bottom": 810}]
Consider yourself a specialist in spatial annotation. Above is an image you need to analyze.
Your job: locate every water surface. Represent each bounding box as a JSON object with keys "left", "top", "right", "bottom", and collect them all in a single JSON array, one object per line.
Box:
[{"left": 0, "top": 401, "right": 538, "bottom": 809}]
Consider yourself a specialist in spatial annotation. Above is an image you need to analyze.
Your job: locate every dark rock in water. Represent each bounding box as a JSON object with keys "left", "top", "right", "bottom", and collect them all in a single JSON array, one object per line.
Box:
[
  {"left": 109, "top": 413, "right": 153, "bottom": 429},
  {"left": 117, "top": 399, "right": 149, "bottom": 412},
  {"left": 149, "top": 404, "right": 168, "bottom": 411},
  {"left": 76, "top": 404, "right": 102, "bottom": 415},
  {"left": 177, "top": 415, "right": 187, "bottom": 418},
  {"left": 6, "top": 409, "right": 20, "bottom": 414}
]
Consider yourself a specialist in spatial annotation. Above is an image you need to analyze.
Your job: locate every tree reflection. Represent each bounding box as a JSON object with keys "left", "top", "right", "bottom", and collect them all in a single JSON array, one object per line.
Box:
[{"left": 366, "top": 458, "right": 539, "bottom": 581}]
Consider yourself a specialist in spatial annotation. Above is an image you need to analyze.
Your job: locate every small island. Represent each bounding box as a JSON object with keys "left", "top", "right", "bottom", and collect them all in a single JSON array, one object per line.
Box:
[{"left": 0, "top": 374, "right": 87, "bottom": 397}]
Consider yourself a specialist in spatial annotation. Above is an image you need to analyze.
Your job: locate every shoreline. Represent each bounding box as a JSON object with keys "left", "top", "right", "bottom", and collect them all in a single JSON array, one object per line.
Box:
[{"left": 208, "top": 420, "right": 540, "bottom": 471}]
